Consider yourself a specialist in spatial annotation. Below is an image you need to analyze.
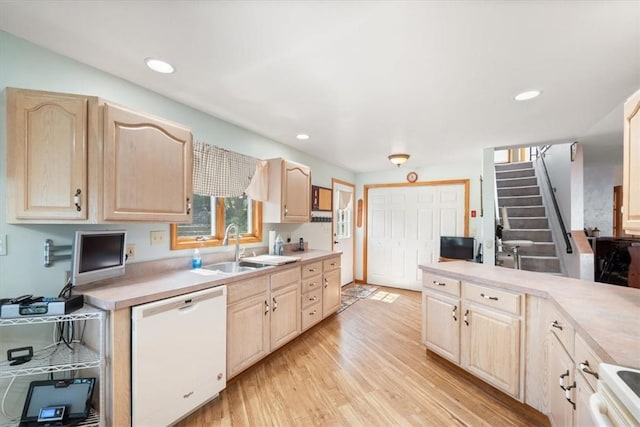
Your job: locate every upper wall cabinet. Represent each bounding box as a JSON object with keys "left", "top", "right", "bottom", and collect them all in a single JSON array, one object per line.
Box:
[
  {"left": 103, "top": 103, "right": 192, "bottom": 222},
  {"left": 623, "top": 89, "right": 640, "bottom": 235},
  {"left": 6, "top": 88, "right": 193, "bottom": 224},
  {"left": 7, "top": 88, "right": 93, "bottom": 221},
  {"left": 263, "top": 158, "right": 311, "bottom": 223}
]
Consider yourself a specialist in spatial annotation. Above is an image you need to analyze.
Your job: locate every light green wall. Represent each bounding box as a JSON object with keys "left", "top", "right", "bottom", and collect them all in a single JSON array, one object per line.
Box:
[{"left": 0, "top": 31, "right": 355, "bottom": 297}]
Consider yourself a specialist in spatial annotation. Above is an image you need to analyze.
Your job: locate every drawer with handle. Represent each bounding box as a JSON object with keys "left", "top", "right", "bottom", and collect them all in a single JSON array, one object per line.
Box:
[
  {"left": 463, "top": 282, "right": 521, "bottom": 315},
  {"left": 422, "top": 273, "right": 460, "bottom": 297},
  {"left": 302, "top": 289, "right": 322, "bottom": 309},
  {"left": 547, "top": 303, "right": 575, "bottom": 356},
  {"left": 323, "top": 257, "right": 340, "bottom": 272},
  {"left": 302, "top": 261, "right": 322, "bottom": 279},
  {"left": 574, "top": 333, "right": 601, "bottom": 390},
  {"left": 302, "top": 302, "right": 322, "bottom": 330},
  {"left": 301, "top": 276, "right": 322, "bottom": 294}
]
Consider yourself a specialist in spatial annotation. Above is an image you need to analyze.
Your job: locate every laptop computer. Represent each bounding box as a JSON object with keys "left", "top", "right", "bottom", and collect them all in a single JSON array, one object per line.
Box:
[{"left": 19, "top": 378, "right": 95, "bottom": 427}]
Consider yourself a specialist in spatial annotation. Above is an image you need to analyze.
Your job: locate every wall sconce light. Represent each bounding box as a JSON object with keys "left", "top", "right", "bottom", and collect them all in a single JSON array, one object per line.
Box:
[{"left": 388, "top": 153, "right": 410, "bottom": 167}]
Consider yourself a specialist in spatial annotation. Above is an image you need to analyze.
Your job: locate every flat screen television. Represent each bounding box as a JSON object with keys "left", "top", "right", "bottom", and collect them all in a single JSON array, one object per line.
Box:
[
  {"left": 71, "top": 230, "right": 127, "bottom": 286},
  {"left": 440, "top": 236, "right": 475, "bottom": 261}
]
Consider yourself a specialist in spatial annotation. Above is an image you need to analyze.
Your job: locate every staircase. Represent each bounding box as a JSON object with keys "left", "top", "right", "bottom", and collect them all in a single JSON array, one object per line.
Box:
[{"left": 495, "top": 161, "right": 561, "bottom": 274}]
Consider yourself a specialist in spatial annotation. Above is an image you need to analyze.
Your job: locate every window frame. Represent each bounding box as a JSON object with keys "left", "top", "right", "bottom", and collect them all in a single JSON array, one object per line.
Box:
[{"left": 170, "top": 198, "right": 263, "bottom": 250}]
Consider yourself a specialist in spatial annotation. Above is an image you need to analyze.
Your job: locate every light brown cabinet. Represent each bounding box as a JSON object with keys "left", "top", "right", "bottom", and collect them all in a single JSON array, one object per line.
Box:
[
  {"left": 421, "top": 274, "right": 523, "bottom": 399},
  {"left": 226, "top": 276, "right": 270, "bottom": 379},
  {"left": 263, "top": 158, "right": 311, "bottom": 223},
  {"left": 6, "top": 88, "right": 193, "bottom": 223},
  {"left": 301, "top": 261, "right": 323, "bottom": 330},
  {"left": 548, "top": 332, "right": 575, "bottom": 427},
  {"left": 322, "top": 257, "right": 341, "bottom": 317},
  {"left": 422, "top": 290, "right": 460, "bottom": 363},
  {"left": 6, "top": 88, "right": 93, "bottom": 222},
  {"left": 623, "top": 89, "right": 640, "bottom": 235},
  {"left": 103, "top": 103, "right": 192, "bottom": 222},
  {"left": 227, "top": 267, "right": 301, "bottom": 379},
  {"left": 461, "top": 301, "right": 521, "bottom": 397},
  {"left": 269, "top": 268, "right": 301, "bottom": 351}
]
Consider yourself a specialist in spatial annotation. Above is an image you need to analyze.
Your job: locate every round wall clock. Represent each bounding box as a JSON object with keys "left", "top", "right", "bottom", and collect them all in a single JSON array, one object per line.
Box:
[{"left": 406, "top": 171, "right": 418, "bottom": 183}]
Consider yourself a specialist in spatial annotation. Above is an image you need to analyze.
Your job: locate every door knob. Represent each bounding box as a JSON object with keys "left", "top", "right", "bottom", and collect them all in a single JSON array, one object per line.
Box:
[{"left": 334, "top": 241, "right": 340, "bottom": 244}]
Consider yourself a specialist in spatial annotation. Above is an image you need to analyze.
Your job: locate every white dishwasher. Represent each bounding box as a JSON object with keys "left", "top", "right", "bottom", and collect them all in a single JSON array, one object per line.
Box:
[{"left": 131, "top": 285, "right": 227, "bottom": 426}]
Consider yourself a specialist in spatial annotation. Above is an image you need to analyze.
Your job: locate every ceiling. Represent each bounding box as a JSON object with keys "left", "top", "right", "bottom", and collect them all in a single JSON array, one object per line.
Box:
[{"left": 1, "top": 1, "right": 639, "bottom": 173}]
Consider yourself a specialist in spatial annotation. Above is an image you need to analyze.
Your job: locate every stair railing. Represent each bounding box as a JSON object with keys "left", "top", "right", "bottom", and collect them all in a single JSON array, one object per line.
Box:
[{"left": 536, "top": 147, "right": 573, "bottom": 254}]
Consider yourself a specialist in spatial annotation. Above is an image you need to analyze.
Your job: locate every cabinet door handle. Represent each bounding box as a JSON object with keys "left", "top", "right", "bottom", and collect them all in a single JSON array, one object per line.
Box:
[
  {"left": 309, "top": 268, "right": 317, "bottom": 272},
  {"left": 480, "top": 293, "right": 498, "bottom": 301},
  {"left": 74, "top": 189, "right": 82, "bottom": 211},
  {"left": 451, "top": 305, "right": 457, "bottom": 322},
  {"left": 463, "top": 309, "right": 469, "bottom": 326},
  {"left": 563, "top": 382, "right": 577, "bottom": 409},
  {"left": 186, "top": 197, "right": 192, "bottom": 215},
  {"left": 272, "top": 297, "right": 278, "bottom": 312},
  {"left": 309, "top": 310, "right": 317, "bottom": 316},
  {"left": 264, "top": 300, "right": 269, "bottom": 316},
  {"left": 330, "top": 262, "right": 337, "bottom": 267},
  {"left": 309, "top": 296, "right": 318, "bottom": 302},
  {"left": 324, "top": 278, "right": 329, "bottom": 288},
  {"left": 551, "top": 320, "right": 563, "bottom": 331},
  {"left": 579, "top": 361, "right": 599, "bottom": 379},
  {"left": 309, "top": 282, "right": 317, "bottom": 287},
  {"left": 284, "top": 205, "right": 288, "bottom": 216},
  {"left": 559, "top": 370, "right": 570, "bottom": 388},
  {"left": 433, "top": 281, "right": 446, "bottom": 286}
]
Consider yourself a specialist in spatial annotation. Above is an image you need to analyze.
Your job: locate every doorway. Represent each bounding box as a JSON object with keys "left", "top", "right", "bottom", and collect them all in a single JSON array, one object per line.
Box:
[
  {"left": 365, "top": 180, "right": 469, "bottom": 291},
  {"left": 332, "top": 179, "right": 355, "bottom": 286}
]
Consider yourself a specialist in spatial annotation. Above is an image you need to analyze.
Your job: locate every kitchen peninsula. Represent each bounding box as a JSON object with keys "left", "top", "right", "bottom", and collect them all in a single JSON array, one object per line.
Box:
[
  {"left": 80, "top": 249, "right": 341, "bottom": 426},
  {"left": 420, "top": 261, "right": 640, "bottom": 423}
]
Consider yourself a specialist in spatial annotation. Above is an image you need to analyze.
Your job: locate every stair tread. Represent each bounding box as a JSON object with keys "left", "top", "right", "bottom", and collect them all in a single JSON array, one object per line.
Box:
[{"left": 498, "top": 195, "right": 542, "bottom": 199}]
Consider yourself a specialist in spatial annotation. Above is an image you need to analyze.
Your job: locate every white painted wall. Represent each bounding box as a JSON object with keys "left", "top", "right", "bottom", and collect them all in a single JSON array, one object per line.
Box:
[
  {"left": 542, "top": 143, "right": 574, "bottom": 229},
  {"left": 354, "top": 152, "right": 483, "bottom": 281},
  {"left": 0, "top": 31, "right": 355, "bottom": 300},
  {"left": 583, "top": 163, "right": 623, "bottom": 236}
]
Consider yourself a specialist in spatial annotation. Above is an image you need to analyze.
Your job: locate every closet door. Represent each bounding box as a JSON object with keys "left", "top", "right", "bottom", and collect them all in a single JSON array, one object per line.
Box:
[{"left": 367, "top": 183, "right": 467, "bottom": 290}]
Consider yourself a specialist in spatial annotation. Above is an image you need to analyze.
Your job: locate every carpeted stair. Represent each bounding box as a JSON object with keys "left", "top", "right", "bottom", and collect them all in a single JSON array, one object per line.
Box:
[{"left": 496, "top": 161, "right": 561, "bottom": 274}]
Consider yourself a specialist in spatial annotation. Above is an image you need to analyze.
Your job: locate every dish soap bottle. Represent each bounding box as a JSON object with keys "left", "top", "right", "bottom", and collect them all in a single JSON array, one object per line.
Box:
[
  {"left": 274, "top": 235, "right": 284, "bottom": 256},
  {"left": 192, "top": 248, "right": 202, "bottom": 269}
]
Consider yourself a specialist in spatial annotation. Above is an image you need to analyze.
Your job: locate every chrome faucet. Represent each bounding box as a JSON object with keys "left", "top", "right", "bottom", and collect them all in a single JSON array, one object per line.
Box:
[{"left": 223, "top": 223, "right": 240, "bottom": 263}]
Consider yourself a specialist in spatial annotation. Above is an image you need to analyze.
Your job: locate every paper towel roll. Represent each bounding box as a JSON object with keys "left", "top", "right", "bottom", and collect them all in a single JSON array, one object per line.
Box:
[{"left": 268, "top": 230, "right": 276, "bottom": 255}]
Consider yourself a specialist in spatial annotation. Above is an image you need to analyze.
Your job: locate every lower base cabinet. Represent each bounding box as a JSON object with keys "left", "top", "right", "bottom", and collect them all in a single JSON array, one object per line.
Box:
[
  {"left": 227, "top": 267, "right": 302, "bottom": 379},
  {"left": 422, "top": 274, "right": 523, "bottom": 399},
  {"left": 226, "top": 277, "right": 270, "bottom": 379},
  {"left": 461, "top": 302, "right": 520, "bottom": 397},
  {"left": 548, "top": 333, "right": 575, "bottom": 427},
  {"left": 322, "top": 258, "right": 341, "bottom": 317}
]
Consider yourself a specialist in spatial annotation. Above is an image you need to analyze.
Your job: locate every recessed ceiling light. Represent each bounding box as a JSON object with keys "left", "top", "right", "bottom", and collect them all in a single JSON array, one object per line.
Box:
[
  {"left": 296, "top": 134, "right": 310, "bottom": 140},
  {"left": 145, "top": 58, "right": 175, "bottom": 74},
  {"left": 514, "top": 90, "right": 541, "bottom": 101}
]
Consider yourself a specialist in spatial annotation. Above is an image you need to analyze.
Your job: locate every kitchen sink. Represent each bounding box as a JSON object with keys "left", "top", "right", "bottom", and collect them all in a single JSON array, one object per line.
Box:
[{"left": 202, "top": 261, "right": 269, "bottom": 275}]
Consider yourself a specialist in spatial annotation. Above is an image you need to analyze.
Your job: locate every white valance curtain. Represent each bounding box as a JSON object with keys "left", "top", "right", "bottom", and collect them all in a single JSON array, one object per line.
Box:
[
  {"left": 192, "top": 141, "right": 268, "bottom": 201},
  {"left": 338, "top": 190, "right": 353, "bottom": 210}
]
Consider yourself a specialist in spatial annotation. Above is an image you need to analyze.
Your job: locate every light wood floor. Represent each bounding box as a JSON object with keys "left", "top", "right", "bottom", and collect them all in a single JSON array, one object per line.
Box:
[{"left": 176, "top": 286, "right": 549, "bottom": 427}]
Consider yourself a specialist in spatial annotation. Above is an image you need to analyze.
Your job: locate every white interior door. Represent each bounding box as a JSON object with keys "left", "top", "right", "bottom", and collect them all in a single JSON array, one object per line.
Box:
[
  {"left": 367, "top": 184, "right": 466, "bottom": 290},
  {"left": 332, "top": 181, "right": 354, "bottom": 286}
]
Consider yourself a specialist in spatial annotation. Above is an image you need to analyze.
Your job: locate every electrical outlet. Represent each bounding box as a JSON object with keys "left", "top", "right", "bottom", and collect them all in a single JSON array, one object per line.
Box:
[
  {"left": 126, "top": 244, "right": 136, "bottom": 261},
  {"left": 0, "top": 234, "right": 6, "bottom": 256},
  {"left": 150, "top": 230, "right": 166, "bottom": 246}
]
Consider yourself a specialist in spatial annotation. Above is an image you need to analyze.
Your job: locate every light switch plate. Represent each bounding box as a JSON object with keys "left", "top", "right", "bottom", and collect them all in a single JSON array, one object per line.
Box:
[
  {"left": 150, "top": 230, "right": 166, "bottom": 246},
  {"left": 0, "top": 234, "right": 6, "bottom": 256},
  {"left": 126, "top": 244, "right": 136, "bottom": 261}
]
